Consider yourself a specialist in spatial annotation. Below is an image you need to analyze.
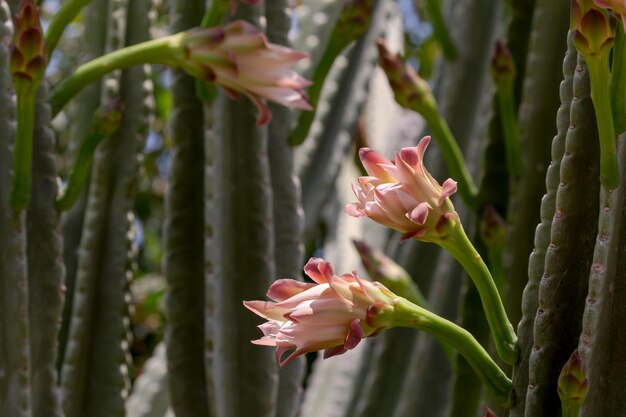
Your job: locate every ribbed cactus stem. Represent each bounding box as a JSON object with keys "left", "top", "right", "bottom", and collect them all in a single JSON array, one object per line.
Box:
[
  {"left": 525, "top": 53, "right": 601, "bottom": 417},
  {"left": 508, "top": 30, "right": 577, "bottom": 417},
  {"left": 577, "top": 133, "right": 626, "bottom": 414},
  {"left": 58, "top": 0, "right": 111, "bottom": 374},
  {"left": 266, "top": 1, "right": 306, "bottom": 416},
  {"left": 210, "top": 4, "right": 278, "bottom": 416},
  {"left": 164, "top": 0, "right": 211, "bottom": 415},
  {"left": 505, "top": 0, "right": 569, "bottom": 335},
  {"left": 27, "top": 83, "right": 64, "bottom": 417}
]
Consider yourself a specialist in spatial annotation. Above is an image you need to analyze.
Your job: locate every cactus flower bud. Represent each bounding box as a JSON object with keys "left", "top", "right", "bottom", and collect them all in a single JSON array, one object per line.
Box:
[
  {"left": 571, "top": 0, "right": 615, "bottom": 58},
  {"left": 483, "top": 408, "right": 499, "bottom": 417},
  {"left": 594, "top": 0, "right": 626, "bottom": 31},
  {"left": 179, "top": 20, "right": 312, "bottom": 125},
  {"left": 376, "top": 39, "right": 437, "bottom": 114},
  {"left": 336, "top": 0, "right": 374, "bottom": 40},
  {"left": 10, "top": 0, "right": 46, "bottom": 93},
  {"left": 244, "top": 258, "right": 396, "bottom": 365},
  {"left": 558, "top": 350, "right": 590, "bottom": 409},
  {"left": 345, "top": 136, "right": 459, "bottom": 242},
  {"left": 479, "top": 206, "right": 507, "bottom": 249},
  {"left": 352, "top": 239, "right": 426, "bottom": 305},
  {"left": 490, "top": 40, "right": 516, "bottom": 88}
]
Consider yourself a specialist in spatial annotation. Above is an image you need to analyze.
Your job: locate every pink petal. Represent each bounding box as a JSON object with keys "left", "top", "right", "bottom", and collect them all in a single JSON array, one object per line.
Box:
[
  {"left": 267, "top": 279, "right": 316, "bottom": 302},
  {"left": 400, "top": 228, "right": 427, "bottom": 242},
  {"left": 243, "top": 300, "right": 289, "bottom": 321},
  {"left": 359, "top": 148, "right": 394, "bottom": 179},
  {"left": 323, "top": 346, "right": 347, "bottom": 359},
  {"left": 438, "top": 178, "right": 457, "bottom": 205},
  {"left": 399, "top": 146, "right": 420, "bottom": 167},
  {"left": 344, "top": 319, "right": 364, "bottom": 350},
  {"left": 304, "top": 258, "right": 334, "bottom": 284},
  {"left": 345, "top": 202, "right": 365, "bottom": 217},
  {"left": 407, "top": 201, "right": 431, "bottom": 225}
]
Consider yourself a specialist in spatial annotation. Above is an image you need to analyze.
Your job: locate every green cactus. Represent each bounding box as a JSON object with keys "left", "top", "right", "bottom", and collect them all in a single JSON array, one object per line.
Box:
[{"left": 2, "top": 0, "right": 626, "bottom": 416}]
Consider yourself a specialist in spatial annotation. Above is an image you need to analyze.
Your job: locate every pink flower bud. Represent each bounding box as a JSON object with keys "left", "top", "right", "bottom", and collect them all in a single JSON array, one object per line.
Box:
[
  {"left": 180, "top": 20, "right": 312, "bottom": 125},
  {"left": 243, "top": 258, "right": 396, "bottom": 366},
  {"left": 345, "top": 136, "right": 459, "bottom": 242}
]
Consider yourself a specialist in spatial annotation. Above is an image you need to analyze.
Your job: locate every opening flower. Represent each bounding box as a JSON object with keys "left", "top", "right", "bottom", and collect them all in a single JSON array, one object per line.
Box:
[
  {"left": 243, "top": 258, "right": 396, "bottom": 366},
  {"left": 180, "top": 20, "right": 312, "bottom": 125},
  {"left": 345, "top": 136, "right": 459, "bottom": 242}
]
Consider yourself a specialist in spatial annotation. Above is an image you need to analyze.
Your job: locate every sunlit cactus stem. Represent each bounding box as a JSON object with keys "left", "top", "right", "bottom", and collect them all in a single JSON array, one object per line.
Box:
[
  {"left": 572, "top": 0, "right": 619, "bottom": 189},
  {"left": 288, "top": 0, "right": 374, "bottom": 146},
  {"left": 9, "top": 0, "right": 46, "bottom": 210}
]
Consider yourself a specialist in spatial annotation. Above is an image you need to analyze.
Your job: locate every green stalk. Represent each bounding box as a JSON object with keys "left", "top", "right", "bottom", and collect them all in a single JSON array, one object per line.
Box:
[
  {"left": 586, "top": 55, "right": 619, "bottom": 190},
  {"left": 424, "top": 0, "right": 456, "bottom": 60},
  {"left": 201, "top": 0, "right": 229, "bottom": 28},
  {"left": 50, "top": 34, "right": 181, "bottom": 115},
  {"left": 392, "top": 297, "right": 512, "bottom": 405},
  {"left": 10, "top": 90, "right": 36, "bottom": 210},
  {"left": 438, "top": 223, "right": 519, "bottom": 365},
  {"left": 422, "top": 106, "right": 480, "bottom": 209},
  {"left": 45, "top": 0, "right": 91, "bottom": 57},
  {"left": 496, "top": 85, "right": 522, "bottom": 177},
  {"left": 560, "top": 404, "right": 580, "bottom": 417},
  {"left": 611, "top": 26, "right": 626, "bottom": 133},
  {"left": 56, "top": 125, "right": 114, "bottom": 211}
]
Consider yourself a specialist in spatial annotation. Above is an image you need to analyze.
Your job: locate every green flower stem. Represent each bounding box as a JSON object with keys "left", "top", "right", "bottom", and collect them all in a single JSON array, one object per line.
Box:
[
  {"left": 586, "top": 55, "right": 619, "bottom": 190},
  {"left": 45, "top": 0, "right": 91, "bottom": 57},
  {"left": 560, "top": 403, "right": 580, "bottom": 417},
  {"left": 288, "top": 39, "right": 344, "bottom": 146},
  {"left": 10, "top": 90, "right": 36, "bottom": 210},
  {"left": 201, "top": 0, "right": 229, "bottom": 28},
  {"left": 424, "top": 0, "right": 456, "bottom": 60},
  {"left": 438, "top": 223, "right": 519, "bottom": 365},
  {"left": 496, "top": 84, "right": 523, "bottom": 177},
  {"left": 392, "top": 297, "right": 512, "bottom": 405},
  {"left": 421, "top": 106, "right": 480, "bottom": 209},
  {"left": 611, "top": 25, "right": 626, "bottom": 134},
  {"left": 56, "top": 115, "right": 120, "bottom": 211},
  {"left": 49, "top": 34, "right": 183, "bottom": 116}
]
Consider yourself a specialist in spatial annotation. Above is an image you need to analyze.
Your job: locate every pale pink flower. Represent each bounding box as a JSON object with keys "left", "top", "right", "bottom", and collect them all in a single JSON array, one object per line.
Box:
[
  {"left": 594, "top": 0, "right": 626, "bottom": 31},
  {"left": 345, "top": 136, "right": 459, "bottom": 242},
  {"left": 243, "top": 258, "right": 396, "bottom": 366},
  {"left": 180, "top": 20, "right": 312, "bottom": 125}
]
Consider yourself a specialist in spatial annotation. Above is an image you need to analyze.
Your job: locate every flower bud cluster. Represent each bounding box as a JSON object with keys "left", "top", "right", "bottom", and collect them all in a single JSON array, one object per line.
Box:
[{"left": 10, "top": 0, "right": 46, "bottom": 93}]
